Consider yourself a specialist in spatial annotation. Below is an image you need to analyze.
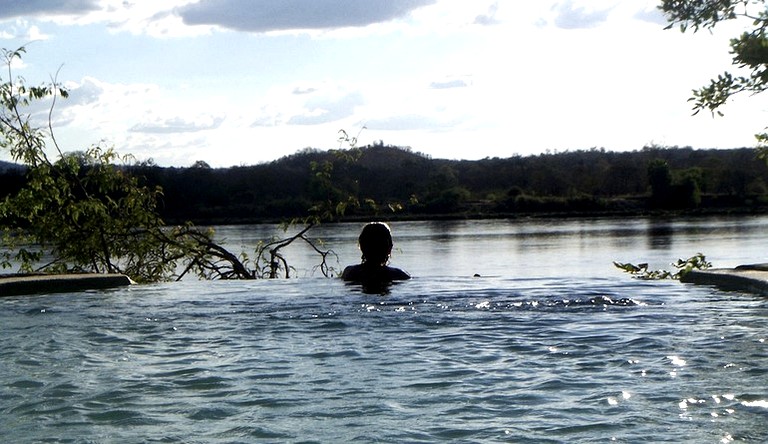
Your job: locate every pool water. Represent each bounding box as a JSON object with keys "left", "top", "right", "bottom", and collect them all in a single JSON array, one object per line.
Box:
[
  {"left": 2, "top": 216, "right": 768, "bottom": 442},
  {"left": 2, "top": 276, "right": 767, "bottom": 443}
]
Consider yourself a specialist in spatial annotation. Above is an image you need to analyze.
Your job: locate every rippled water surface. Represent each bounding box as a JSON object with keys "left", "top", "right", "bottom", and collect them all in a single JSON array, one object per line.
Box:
[{"left": 2, "top": 216, "right": 768, "bottom": 443}]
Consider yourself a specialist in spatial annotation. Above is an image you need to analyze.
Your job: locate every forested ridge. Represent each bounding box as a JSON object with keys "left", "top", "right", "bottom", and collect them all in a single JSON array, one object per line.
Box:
[{"left": 2, "top": 143, "right": 768, "bottom": 224}]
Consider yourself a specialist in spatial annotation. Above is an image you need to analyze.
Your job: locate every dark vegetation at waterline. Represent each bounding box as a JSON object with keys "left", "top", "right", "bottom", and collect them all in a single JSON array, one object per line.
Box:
[
  {"left": 4, "top": 143, "right": 766, "bottom": 224},
  {"left": 118, "top": 143, "right": 768, "bottom": 221}
]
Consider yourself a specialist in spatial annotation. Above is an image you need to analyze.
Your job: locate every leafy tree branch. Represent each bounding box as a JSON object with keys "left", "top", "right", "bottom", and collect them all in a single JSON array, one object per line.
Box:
[
  {"left": 614, "top": 253, "right": 712, "bottom": 280},
  {"left": 0, "top": 46, "right": 337, "bottom": 282},
  {"left": 660, "top": 0, "right": 768, "bottom": 159}
]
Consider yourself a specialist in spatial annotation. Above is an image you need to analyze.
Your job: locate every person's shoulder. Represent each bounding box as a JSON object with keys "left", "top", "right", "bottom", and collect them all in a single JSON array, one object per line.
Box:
[
  {"left": 341, "top": 264, "right": 364, "bottom": 281},
  {"left": 386, "top": 266, "right": 411, "bottom": 280},
  {"left": 342, "top": 264, "right": 410, "bottom": 282}
]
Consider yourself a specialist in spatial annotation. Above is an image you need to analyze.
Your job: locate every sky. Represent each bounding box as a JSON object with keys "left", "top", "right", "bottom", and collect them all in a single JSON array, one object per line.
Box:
[{"left": 0, "top": 0, "right": 763, "bottom": 167}]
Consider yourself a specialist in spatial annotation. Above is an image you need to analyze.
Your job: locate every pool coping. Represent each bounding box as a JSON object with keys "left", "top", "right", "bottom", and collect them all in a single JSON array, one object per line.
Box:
[
  {"left": 3, "top": 265, "right": 768, "bottom": 297},
  {"left": 0, "top": 273, "right": 135, "bottom": 297},
  {"left": 680, "top": 263, "right": 768, "bottom": 294}
]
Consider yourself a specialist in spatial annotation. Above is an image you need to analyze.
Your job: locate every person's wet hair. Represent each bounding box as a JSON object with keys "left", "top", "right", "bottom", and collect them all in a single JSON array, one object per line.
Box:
[
  {"left": 342, "top": 222, "right": 409, "bottom": 284},
  {"left": 358, "top": 222, "right": 393, "bottom": 266}
]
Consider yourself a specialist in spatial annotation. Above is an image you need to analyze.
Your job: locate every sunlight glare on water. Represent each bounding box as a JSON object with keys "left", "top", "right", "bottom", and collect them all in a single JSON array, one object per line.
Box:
[{"left": 1, "top": 216, "right": 768, "bottom": 442}]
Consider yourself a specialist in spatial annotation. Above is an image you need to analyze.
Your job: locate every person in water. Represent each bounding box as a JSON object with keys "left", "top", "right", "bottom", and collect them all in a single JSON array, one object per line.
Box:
[{"left": 341, "top": 222, "right": 410, "bottom": 282}]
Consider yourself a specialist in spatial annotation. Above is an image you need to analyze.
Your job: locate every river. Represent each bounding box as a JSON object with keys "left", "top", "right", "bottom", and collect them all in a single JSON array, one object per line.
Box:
[{"left": 1, "top": 215, "right": 767, "bottom": 442}]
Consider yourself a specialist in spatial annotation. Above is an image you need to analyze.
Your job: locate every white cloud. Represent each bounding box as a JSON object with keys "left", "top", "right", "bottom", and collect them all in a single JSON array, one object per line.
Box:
[
  {"left": 287, "top": 91, "right": 364, "bottom": 125},
  {"left": 46, "top": 77, "right": 172, "bottom": 154},
  {"left": 12, "top": 0, "right": 213, "bottom": 38},
  {"left": 365, "top": 114, "right": 457, "bottom": 131},
  {"left": 474, "top": 2, "right": 500, "bottom": 26},
  {"left": 130, "top": 115, "right": 225, "bottom": 134},
  {"left": 430, "top": 78, "right": 470, "bottom": 89},
  {"left": 292, "top": 86, "right": 318, "bottom": 95},
  {"left": 633, "top": 6, "right": 667, "bottom": 26},
  {"left": 0, "top": 19, "right": 50, "bottom": 40},
  {"left": 552, "top": 0, "right": 613, "bottom": 29},
  {"left": 61, "top": 77, "right": 103, "bottom": 105},
  {"left": 119, "top": 9, "right": 213, "bottom": 38},
  {"left": 38, "top": 75, "right": 368, "bottom": 166}
]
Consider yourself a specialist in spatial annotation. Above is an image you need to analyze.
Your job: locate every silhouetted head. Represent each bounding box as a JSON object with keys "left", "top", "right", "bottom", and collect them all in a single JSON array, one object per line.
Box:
[{"left": 358, "top": 222, "right": 393, "bottom": 266}]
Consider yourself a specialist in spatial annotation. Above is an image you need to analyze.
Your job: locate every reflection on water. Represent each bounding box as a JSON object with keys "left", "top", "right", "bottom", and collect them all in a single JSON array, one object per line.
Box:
[
  {"left": 646, "top": 218, "right": 675, "bottom": 250},
  {"left": 2, "top": 215, "right": 768, "bottom": 442},
  {"left": 213, "top": 215, "right": 768, "bottom": 279}
]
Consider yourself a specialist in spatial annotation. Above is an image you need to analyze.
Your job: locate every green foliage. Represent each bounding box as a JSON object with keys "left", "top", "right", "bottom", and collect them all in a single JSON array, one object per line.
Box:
[
  {"left": 303, "top": 133, "right": 361, "bottom": 224},
  {"left": 0, "top": 46, "right": 339, "bottom": 282},
  {"left": 1, "top": 48, "right": 168, "bottom": 280},
  {"left": 660, "top": 0, "right": 768, "bottom": 151},
  {"left": 647, "top": 158, "right": 673, "bottom": 206},
  {"left": 301, "top": 127, "right": 407, "bottom": 223},
  {"left": 675, "top": 167, "right": 703, "bottom": 207},
  {"left": 647, "top": 158, "right": 704, "bottom": 209},
  {"left": 2, "top": 146, "right": 171, "bottom": 279},
  {"left": 660, "top": 0, "right": 748, "bottom": 31},
  {"left": 614, "top": 253, "right": 712, "bottom": 280}
]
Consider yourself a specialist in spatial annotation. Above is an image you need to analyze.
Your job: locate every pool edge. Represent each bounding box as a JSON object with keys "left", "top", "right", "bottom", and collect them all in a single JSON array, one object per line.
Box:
[
  {"left": 680, "top": 264, "right": 768, "bottom": 295},
  {"left": 0, "top": 273, "right": 135, "bottom": 296}
]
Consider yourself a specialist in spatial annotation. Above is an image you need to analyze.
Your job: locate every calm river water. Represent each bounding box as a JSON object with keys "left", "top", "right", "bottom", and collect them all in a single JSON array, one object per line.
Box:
[{"left": 2, "top": 216, "right": 767, "bottom": 443}]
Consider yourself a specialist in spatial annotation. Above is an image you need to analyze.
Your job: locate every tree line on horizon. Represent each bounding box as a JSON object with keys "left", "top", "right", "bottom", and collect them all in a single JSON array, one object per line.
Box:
[{"left": 4, "top": 142, "right": 765, "bottom": 225}]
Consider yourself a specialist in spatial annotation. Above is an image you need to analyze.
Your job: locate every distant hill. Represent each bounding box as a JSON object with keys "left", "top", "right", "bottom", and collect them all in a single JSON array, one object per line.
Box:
[
  {"left": 2, "top": 144, "right": 768, "bottom": 224},
  {"left": 130, "top": 144, "right": 768, "bottom": 223},
  {"left": 0, "top": 160, "right": 24, "bottom": 172}
]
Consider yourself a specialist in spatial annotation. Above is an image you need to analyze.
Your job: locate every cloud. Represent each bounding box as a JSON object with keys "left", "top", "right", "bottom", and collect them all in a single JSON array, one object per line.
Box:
[
  {"left": 474, "top": 2, "right": 499, "bottom": 26},
  {"left": 552, "top": 1, "right": 612, "bottom": 29},
  {"left": 1, "top": 72, "right": 100, "bottom": 128},
  {"left": 293, "top": 86, "right": 318, "bottom": 95},
  {"left": 250, "top": 114, "right": 276, "bottom": 127},
  {"left": 0, "top": 0, "right": 100, "bottom": 20},
  {"left": 633, "top": 6, "right": 668, "bottom": 26},
  {"left": 63, "top": 77, "right": 104, "bottom": 106},
  {"left": 430, "top": 79, "right": 469, "bottom": 89},
  {"left": 366, "top": 114, "right": 453, "bottom": 131},
  {"left": 130, "top": 115, "right": 225, "bottom": 134},
  {"left": 0, "top": 20, "right": 50, "bottom": 40},
  {"left": 2, "top": 1, "right": 212, "bottom": 38},
  {"left": 287, "top": 91, "right": 364, "bottom": 125},
  {"left": 177, "top": 0, "right": 436, "bottom": 32}
]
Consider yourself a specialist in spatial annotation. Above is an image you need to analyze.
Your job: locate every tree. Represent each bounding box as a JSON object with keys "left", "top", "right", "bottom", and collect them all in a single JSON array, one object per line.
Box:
[
  {"left": 660, "top": 0, "right": 768, "bottom": 158},
  {"left": 190, "top": 160, "right": 212, "bottom": 169},
  {"left": 0, "top": 47, "right": 336, "bottom": 282},
  {"left": 648, "top": 158, "right": 673, "bottom": 207}
]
